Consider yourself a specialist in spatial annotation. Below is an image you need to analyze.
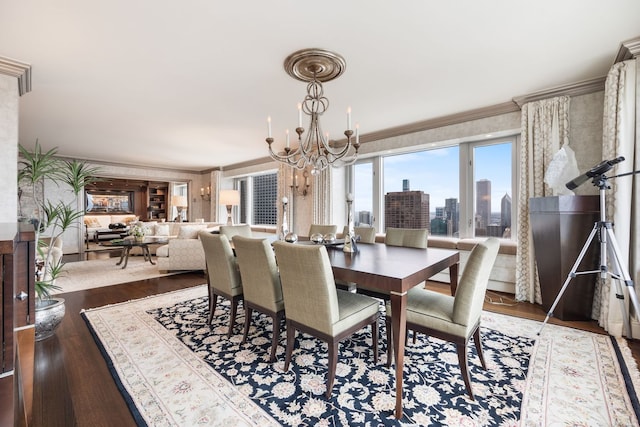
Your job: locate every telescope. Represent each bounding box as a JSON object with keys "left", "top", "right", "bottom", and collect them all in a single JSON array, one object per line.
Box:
[{"left": 565, "top": 156, "right": 625, "bottom": 190}]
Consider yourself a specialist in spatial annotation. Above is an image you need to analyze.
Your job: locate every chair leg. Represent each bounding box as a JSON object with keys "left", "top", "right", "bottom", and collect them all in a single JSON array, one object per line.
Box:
[
  {"left": 385, "top": 317, "right": 392, "bottom": 367},
  {"left": 242, "top": 306, "right": 253, "bottom": 344},
  {"left": 456, "top": 342, "right": 475, "bottom": 400},
  {"left": 208, "top": 293, "right": 218, "bottom": 325},
  {"left": 269, "top": 313, "right": 281, "bottom": 362},
  {"left": 284, "top": 321, "right": 295, "bottom": 371},
  {"left": 372, "top": 318, "right": 379, "bottom": 364},
  {"left": 228, "top": 298, "right": 239, "bottom": 338},
  {"left": 326, "top": 342, "right": 339, "bottom": 398},
  {"left": 472, "top": 327, "right": 487, "bottom": 369}
]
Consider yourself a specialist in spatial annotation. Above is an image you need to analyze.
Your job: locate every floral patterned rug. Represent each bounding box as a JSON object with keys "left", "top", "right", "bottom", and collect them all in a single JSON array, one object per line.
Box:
[{"left": 82, "top": 285, "right": 640, "bottom": 426}]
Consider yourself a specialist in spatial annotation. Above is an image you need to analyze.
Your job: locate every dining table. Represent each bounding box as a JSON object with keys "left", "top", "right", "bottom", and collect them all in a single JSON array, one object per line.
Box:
[{"left": 325, "top": 243, "right": 460, "bottom": 419}]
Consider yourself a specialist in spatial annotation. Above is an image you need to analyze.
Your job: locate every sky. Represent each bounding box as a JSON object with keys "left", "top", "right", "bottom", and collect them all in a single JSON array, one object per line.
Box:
[{"left": 355, "top": 141, "right": 512, "bottom": 213}]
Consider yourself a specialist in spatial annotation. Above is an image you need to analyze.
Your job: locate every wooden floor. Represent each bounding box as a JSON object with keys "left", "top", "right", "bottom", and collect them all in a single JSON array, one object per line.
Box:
[{"left": 30, "top": 261, "right": 640, "bottom": 427}]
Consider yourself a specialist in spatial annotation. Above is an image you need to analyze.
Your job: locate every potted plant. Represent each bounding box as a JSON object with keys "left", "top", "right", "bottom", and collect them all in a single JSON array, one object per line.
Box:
[{"left": 18, "top": 141, "right": 101, "bottom": 340}]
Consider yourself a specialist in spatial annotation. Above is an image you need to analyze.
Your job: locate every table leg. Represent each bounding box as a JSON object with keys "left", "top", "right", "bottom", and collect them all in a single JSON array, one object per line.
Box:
[
  {"left": 144, "top": 246, "right": 156, "bottom": 265},
  {"left": 390, "top": 290, "right": 407, "bottom": 419},
  {"left": 115, "top": 248, "right": 126, "bottom": 266},
  {"left": 449, "top": 262, "right": 459, "bottom": 296},
  {"left": 121, "top": 247, "right": 131, "bottom": 269}
]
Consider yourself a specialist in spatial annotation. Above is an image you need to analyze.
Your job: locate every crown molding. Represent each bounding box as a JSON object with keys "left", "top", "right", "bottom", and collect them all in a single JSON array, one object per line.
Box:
[
  {"left": 222, "top": 156, "right": 275, "bottom": 171},
  {"left": 512, "top": 76, "right": 606, "bottom": 108},
  {"left": 354, "top": 101, "right": 520, "bottom": 145},
  {"left": 0, "top": 56, "right": 32, "bottom": 96},
  {"left": 614, "top": 36, "right": 640, "bottom": 63}
]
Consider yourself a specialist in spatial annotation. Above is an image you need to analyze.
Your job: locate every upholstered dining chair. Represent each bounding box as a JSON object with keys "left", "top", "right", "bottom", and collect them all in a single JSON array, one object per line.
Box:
[
  {"left": 199, "top": 231, "right": 243, "bottom": 337},
  {"left": 272, "top": 241, "right": 380, "bottom": 398},
  {"left": 308, "top": 224, "right": 338, "bottom": 237},
  {"left": 385, "top": 237, "right": 500, "bottom": 400},
  {"left": 219, "top": 224, "right": 252, "bottom": 240},
  {"left": 342, "top": 225, "right": 376, "bottom": 244},
  {"left": 232, "top": 236, "right": 285, "bottom": 362},
  {"left": 384, "top": 227, "right": 428, "bottom": 249}
]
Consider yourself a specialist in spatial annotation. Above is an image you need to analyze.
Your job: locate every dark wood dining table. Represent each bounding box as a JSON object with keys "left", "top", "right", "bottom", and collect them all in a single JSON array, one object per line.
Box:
[{"left": 325, "top": 243, "right": 460, "bottom": 419}]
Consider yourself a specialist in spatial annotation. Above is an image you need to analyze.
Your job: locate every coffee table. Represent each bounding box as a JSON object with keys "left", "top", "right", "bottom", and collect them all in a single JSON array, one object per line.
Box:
[{"left": 100, "top": 237, "right": 169, "bottom": 269}]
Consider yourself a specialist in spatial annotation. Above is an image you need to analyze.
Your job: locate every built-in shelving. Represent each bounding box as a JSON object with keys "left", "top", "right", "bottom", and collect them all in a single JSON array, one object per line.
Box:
[{"left": 148, "top": 182, "right": 168, "bottom": 220}]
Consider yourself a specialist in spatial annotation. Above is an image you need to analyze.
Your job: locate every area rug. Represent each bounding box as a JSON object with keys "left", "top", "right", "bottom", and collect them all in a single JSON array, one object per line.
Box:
[
  {"left": 52, "top": 257, "right": 180, "bottom": 294},
  {"left": 82, "top": 285, "right": 640, "bottom": 426}
]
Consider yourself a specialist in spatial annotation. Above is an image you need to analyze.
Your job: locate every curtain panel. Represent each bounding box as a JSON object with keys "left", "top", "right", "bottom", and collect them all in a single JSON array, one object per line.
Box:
[
  {"left": 515, "top": 96, "right": 571, "bottom": 304},
  {"left": 598, "top": 58, "right": 638, "bottom": 337}
]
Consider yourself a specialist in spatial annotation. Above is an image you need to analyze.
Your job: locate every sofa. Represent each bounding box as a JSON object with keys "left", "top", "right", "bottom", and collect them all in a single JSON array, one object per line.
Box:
[
  {"left": 156, "top": 226, "right": 276, "bottom": 272},
  {"left": 155, "top": 223, "right": 221, "bottom": 272},
  {"left": 84, "top": 214, "right": 138, "bottom": 243}
]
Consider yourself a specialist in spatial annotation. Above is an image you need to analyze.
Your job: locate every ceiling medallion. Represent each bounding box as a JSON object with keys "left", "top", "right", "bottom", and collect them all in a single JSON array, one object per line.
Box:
[{"left": 266, "top": 48, "right": 359, "bottom": 174}]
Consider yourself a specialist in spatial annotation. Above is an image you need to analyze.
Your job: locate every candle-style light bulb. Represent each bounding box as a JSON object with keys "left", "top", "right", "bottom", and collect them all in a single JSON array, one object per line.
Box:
[
  {"left": 355, "top": 124, "right": 360, "bottom": 144},
  {"left": 285, "top": 129, "right": 290, "bottom": 148},
  {"left": 347, "top": 106, "right": 352, "bottom": 130},
  {"left": 346, "top": 193, "right": 353, "bottom": 202},
  {"left": 297, "top": 103, "right": 302, "bottom": 128},
  {"left": 282, "top": 196, "right": 288, "bottom": 204},
  {"left": 267, "top": 116, "right": 272, "bottom": 138}
]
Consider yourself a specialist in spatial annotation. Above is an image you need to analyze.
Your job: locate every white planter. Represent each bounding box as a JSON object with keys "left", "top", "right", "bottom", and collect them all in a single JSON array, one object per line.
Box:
[{"left": 35, "top": 297, "right": 66, "bottom": 341}]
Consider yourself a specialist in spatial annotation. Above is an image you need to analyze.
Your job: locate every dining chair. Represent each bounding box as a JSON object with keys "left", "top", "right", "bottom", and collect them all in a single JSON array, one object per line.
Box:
[
  {"left": 342, "top": 225, "right": 376, "bottom": 244},
  {"left": 384, "top": 227, "right": 428, "bottom": 249},
  {"left": 385, "top": 237, "right": 500, "bottom": 400},
  {"left": 199, "top": 231, "right": 243, "bottom": 337},
  {"left": 273, "top": 241, "right": 380, "bottom": 398},
  {"left": 219, "top": 224, "right": 252, "bottom": 240},
  {"left": 232, "top": 236, "right": 285, "bottom": 362},
  {"left": 308, "top": 224, "right": 338, "bottom": 237}
]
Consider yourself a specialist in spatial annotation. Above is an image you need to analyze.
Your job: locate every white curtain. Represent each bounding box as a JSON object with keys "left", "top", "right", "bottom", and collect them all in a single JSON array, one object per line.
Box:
[
  {"left": 598, "top": 58, "right": 639, "bottom": 337},
  {"left": 515, "top": 96, "right": 571, "bottom": 303},
  {"left": 313, "top": 168, "right": 332, "bottom": 225}
]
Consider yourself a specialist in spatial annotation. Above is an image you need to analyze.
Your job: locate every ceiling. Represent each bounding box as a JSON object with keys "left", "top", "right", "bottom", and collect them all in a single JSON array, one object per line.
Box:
[{"left": 1, "top": 1, "right": 639, "bottom": 172}]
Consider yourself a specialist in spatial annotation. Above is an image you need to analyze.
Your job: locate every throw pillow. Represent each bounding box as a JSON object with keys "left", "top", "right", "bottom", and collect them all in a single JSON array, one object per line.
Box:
[
  {"left": 141, "top": 221, "right": 158, "bottom": 236},
  {"left": 155, "top": 224, "right": 170, "bottom": 236},
  {"left": 177, "top": 224, "right": 208, "bottom": 239},
  {"left": 84, "top": 217, "right": 102, "bottom": 228}
]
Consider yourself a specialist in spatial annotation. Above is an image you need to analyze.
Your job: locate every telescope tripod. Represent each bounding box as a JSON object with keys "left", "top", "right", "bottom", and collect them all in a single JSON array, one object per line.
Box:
[{"left": 538, "top": 176, "right": 640, "bottom": 338}]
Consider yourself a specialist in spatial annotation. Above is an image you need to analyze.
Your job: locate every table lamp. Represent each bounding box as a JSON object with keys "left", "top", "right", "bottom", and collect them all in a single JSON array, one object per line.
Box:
[
  {"left": 219, "top": 189, "right": 240, "bottom": 225},
  {"left": 171, "top": 195, "right": 188, "bottom": 222}
]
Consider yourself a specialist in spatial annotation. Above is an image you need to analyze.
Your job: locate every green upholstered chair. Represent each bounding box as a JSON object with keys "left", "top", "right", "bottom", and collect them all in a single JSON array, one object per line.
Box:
[
  {"left": 232, "top": 236, "right": 285, "bottom": 362},
  {"left": 308, "top": 224, "right": 338, "bottom": 237},
  {"left": 272, "top": 241, "right": 380, "bottom": 398},
  {"left": 384, "top": 227, "right": 428, "bottom": 249},
  {"left": 342, "top": 225, "right": 376, "bottom": 244},
  {"left": 385, "top": 237, "right": 500, "bottom": 400},
  {"left": 199, "top": 232, "right": 243, "bottom": 337},
  {"left": 219, "top": 224, "right": 252, "bottom": 240}
]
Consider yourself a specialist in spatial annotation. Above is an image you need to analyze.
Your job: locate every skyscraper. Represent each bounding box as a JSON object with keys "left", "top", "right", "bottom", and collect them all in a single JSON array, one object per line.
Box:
[
  {"left": 476, "top": 179, "right": 491, "bottom": 236},
  {"left": 501, "top": 193, "right": 511, "bottom": 228},
  {"left": 385, "top": 190, "right": 430, "bottom": 230},
  {"left": 444, "top": 197, "right": 459, "bottom": 236}
]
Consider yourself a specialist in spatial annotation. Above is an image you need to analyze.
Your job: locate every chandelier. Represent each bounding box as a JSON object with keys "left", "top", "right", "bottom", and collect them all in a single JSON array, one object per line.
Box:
[{"left": 266, "top": 49, "right": 360, "bottom": 174}]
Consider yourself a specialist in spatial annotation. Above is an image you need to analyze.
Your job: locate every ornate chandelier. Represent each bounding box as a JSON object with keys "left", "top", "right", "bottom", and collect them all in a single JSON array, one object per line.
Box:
[{"left": 266, "top": 49, "right": 360, "bottom": 174}]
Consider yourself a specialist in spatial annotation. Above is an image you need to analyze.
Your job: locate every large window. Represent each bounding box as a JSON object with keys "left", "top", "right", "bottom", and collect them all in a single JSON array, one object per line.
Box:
[
  {"left": 235, "top": 171, "right": 278, "bottom": 226},
  {"left": 350, "top": 136, "right": 517, "bottom": 239}
]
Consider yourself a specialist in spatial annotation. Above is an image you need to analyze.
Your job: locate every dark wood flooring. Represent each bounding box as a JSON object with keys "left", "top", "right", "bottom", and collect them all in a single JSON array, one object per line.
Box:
[{"left": 30, "top": 256, "right": 640, "bottom": 427}]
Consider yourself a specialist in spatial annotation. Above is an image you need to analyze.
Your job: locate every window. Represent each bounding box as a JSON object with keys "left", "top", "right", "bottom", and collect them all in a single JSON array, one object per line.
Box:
[
  {"left": 353, "top": 161, "right": 374, "bottom": 226},
  {"left": 382, "top": 146, "right": 460, "bottom": 236},
  {"left": 235, "top": 171, "right": 278, "bottom": 226},
  {"left": 470, "top": 141, "right": 513, "bottom": 238},
  {"left": 350, "top": 135, "right": 517, "bottom": 239}
]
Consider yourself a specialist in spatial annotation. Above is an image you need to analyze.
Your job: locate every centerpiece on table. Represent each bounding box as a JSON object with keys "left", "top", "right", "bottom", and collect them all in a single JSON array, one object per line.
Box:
[{"left": 130, "top": 224, "right": 146, "bottom": 242}]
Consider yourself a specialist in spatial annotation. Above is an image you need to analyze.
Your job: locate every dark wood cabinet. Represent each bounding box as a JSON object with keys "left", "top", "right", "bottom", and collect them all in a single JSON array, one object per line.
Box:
[
  {"left": 148, "top": 182, "right": 169, "bottom": 220},
  {"left": 1, "top": 223, "right": 36, "bottom": 426},
  {"left": 529, "top": 196, "right": 600, "bottom": 320}
]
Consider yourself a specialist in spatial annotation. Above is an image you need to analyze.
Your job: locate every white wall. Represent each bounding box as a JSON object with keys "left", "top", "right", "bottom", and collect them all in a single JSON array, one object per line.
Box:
[{"left": 0, "top": 74, "right": 18, "bottom": 223}]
